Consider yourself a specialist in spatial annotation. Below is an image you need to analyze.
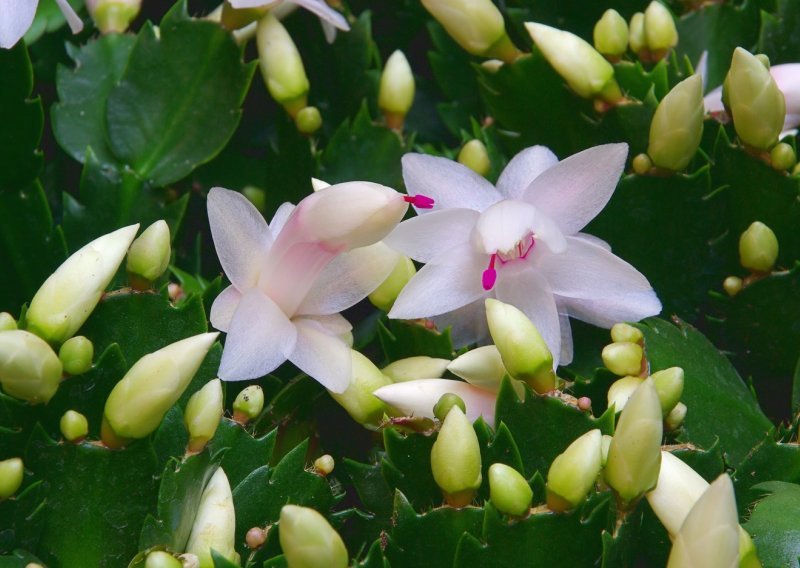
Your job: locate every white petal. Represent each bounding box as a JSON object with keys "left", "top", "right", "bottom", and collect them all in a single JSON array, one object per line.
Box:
[
  {"left": 298, "top": 242, "right": 400, "bottom": 315},
  {"left": 771, "top": 64, "right": 800, "bottom": 128},
  {"left": 208, "top": 187, "right": 272, "bottom": 291},
  {"left": 209, "top": 285, "right": 242, "bottom": 332},
  {"left": 704, "top": 85, "right": 725, "bottom": 114},
  {"left": 288, "top": 317, "right": 352, "bottom": 393},
  {"left": 0, "top": 0, "right": 37, "bottom": 48},
  {"left": 401, "top": 153, "right": 501, "bottom": 214},
  {"left": 539, "top": 236, "right": 662, "bottom": 328},
  {"left": 228, "top": 0, "right": 278, "bottom": 8},
  {"left": 695, "top": 51, "right": 708, "bottom": 91},
  {"left": 54, "top": 0, "right": 83, "bottom": 33},
  {"left": 523, "top": 143, "right": 628, "bottom": 235},
  {"left": 432, "top": 298, "right": 490, "bottom": 348},
  {"left": 372, "top": 379, "right": 496, "bottom": 424},
  {"left": 383, "top": 208, "right": 478, "bottom": 263},
  {"left": 291, "top": 0, "right": 349, "bottom": 30},
  {"left": 320, "top": 19, "right": 337, "bottom": 43},
  {"left": 388, "top": 244, "right": 486, "bottom": 320},
  {"left": 218, "top": 290, "right": 297, "bottom": 381},
  {"left": 269, "top": 202, "right": 295, "bottom": 235},
  {"left": 559, "top": 312, "right": 574, "bottom": 366},
  {"left": 495, "top": 267, "right": 562, "bottom": 368},
  {"left": 496, "top": 146, "right": 558, "bottom": 200},
  {"left": 301, "top": 313, "right": 352, "bottom": 336},
  {"left": 573, "top": 232, "right": 612, "bottom": 251},
  {"left": 447, "top": 345, "right": 506, "bottom": 391}
]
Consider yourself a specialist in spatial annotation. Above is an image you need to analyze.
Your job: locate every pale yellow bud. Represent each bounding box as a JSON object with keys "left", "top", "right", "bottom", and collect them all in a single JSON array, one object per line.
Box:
[
  {"left": 233, "top": 385, "right": 264, "bottom": 424},
  {"left": 185, "top": 379, "right": 224, "bottom": 452},
  {"left": 279, "top": 505, "right": 348, "bottom": 568},
  {"left": 430, "top": 406, "right": 482, "bottom": 507},
  {"left": 295, "top": 106, "right": 322, "bottom": 135},
  {"left": 610, "top": 323, "right": 643, "bottom": 344},
  {"left": 0, "top": 457, "right": 24, "bottom": 500},
  {"left": 379, "top": 50, "right": 415, "bottom": 129},
  {"left": 546, "top": 429, "right": 603, "bottom": 512},
  {"left": 127, "top": 220, "right": 171, "bottom": 288},
  {"left": 651, "top": 367, "right": 684, "bottom": 416},
  {"left": 328, "top": 351, "right": 392, "bottom": 427},
  {"left": 0, "top": 312, "right": 17, "bottom": 331},
  {"left": 256, "top": 14, "right": 309, "bottom": 116},
  {"left": 0, "top": 330, "right": 63, "bottom": 404},
  {"left": 594, "top": 9, "right": 629, "bottom": 58},
  {"left": 145, "top": 550, "right": 182, "bottom": 568},
  {"left": 629, "top": 13, "right": 646, "bottom": 54},
  {"left": 185, "top": 468, "right": 237, "bottom": 568},
  {"left": 739, "top": 221, "right": 779, "bottom": 272},
  {"left": 60, "top": 410, "right": 89, "bottom": 443},
  {"left": 643, "top": 1, "right": 678, "bottom": 53},
  {"left": 382, "top": 356, "right": 449, "bottom": 383},
  {"left": 314, "top": 454, "right": 335, "bottom": 476},
  {"left": 447, "top": 345, "right": 507, "bottom": 391},
  {"left": 664, "top": 402, "right": 687, "bottom": 431},
  {"left": 607, "top": 376, "right": 644, "bottom": 413},
  {"left": 86, "top": 0, "right": 142, "bottom": 34},
  {"left": 59, "top": 335, "right": 94, "bottom": 375},
  {"left": 489, "top": 463, "right": 532, "bottom": 516},
  {"left": 723, "top": 276, "right": 743, "bottom": 297},
  {"left": 458, "top": 140, "right": 491, "bottom": 177},
  {"left": 369, "top": 255, "right": 417, "bottom": 312},
  {"left": 648, "top": 75, "right": 704, "bottom": 171},
  {"left": 601, "top": 342, "right": 643, "bottom": 376}
]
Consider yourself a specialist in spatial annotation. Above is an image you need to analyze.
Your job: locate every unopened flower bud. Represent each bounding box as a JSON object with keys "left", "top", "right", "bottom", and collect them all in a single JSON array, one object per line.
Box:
[
  {"left": 489, "top": 463, "right": 532, "bottom": 516},
  {"left": 648, "top": 74, "right": 704, "bottom": 171},
  {"left": 738, "top": 529, "right": 761, "bottom": 568},
  {"left": 643, "top": 1, "right": 678, "bottom": 54},
  {"left": 242, "top": 186, "right": 267, "bottom": 212},
  {"left": 59, "top": 336, "right": 94, "bottom": 376},
  {"left": 257, "top": 14, "right": 310, "bottom": 117},
  {"left": 433, "top": 393, "right": 466, "bottom": 420},
  {"left": 369, "top": 255, "right": 417, "bottom": 312},
  {"left": 126, "top": 220, "right": 171, "bottom": 289},
  {"left": 232, "top": 385, "right": 264, "bottom": 424},
  {"left": 329, "top": 351, "right": 392, "bottom": 427},
  {"left": 279, "top": 504, "right": 348, "bottom": 568},
  {"left": 607, "top": 376, "right": 644, "bottom": 413},
  {"left": 600, "top": 434, "right": 613, "bottom": 466},
  {"left": 185, "top": 468, "right": 237, "bottom": 568},
  {"left": 0, "top": 330, "right": 63, "bottom": 404},
  {"left": 646, "top": 451, "right": 707, "bottom": 535},
  {"left": 546, "top": 429, "right": 603, "bottom": 512},
  {"left": 485, "top": 298, "right": 555, "bottom": 393},
  {"left": 379, "top": 50, "right": 415, "bottom": 130},
  {"left": 632, "top": 153, "right": 653, "bottom": 175},
  {"left": 526, "top": 23, "right": 622, "bottom": 103},
  {"left": 431, "top": 406, "right": 482, "bottom": 507},
  {"left": 145, "top": 551, "right": 182, "bottom": 568},
  {"left": 651, "top": 367, "right": 684, "bottom": 416},
  {"left": 86, "top": 0, "right": 142, "bottom": 34},
  {"left": 723, "top": 275, "right": 743, "bottom": 297},
  {"left": 739, "top": 221, "right": 779, "bottom": 272},
  {"left": 246, "top": 527, "right": 268, "bottom": 550},
  {"left": 728, "top": 47, "right": 786, "bottom": 150},
  {"left": 185, "top": 379, "right": 223, "bottom": 452},
  {"left": 457, "top": 140, "right": 491, "bottom": 177},
  {"left": 664, "top": 401, "right": 687, "bottom": 431},
  {"left": 295, "top": 106, "right": 322, "bottom": 135},
  {"left": 26, "top": 224, "right": 139, "bottom": 344},
  {"left": 481, "top": 59, "right": 504, "bottom": 72},
  {"left": 610, "top": 323, "right": 643, "bottom": 344},
  {"left": 0, "top": 458, "right": 23, "bottom": 500},
  {"left": 447, "top": 345, "right": 507, "bottom": 391},
  {"left": 311, "top": 178, "right": 330, "bottom": 192},
  {"left": 605, "top": 378, "right": 663, "bottom": 504},
  {"left": 770, "top": 142, "right": 796, "bottom": 170},
  {"left": 629, "top": 12, "right": 645, "bottom": 55},
  {"left": 314, "top": 454, "right": 335, "bottom": 476},
  {"left": 103, "top": 333, "right": 218, "bottom": 445},
  {"left": 0, "top": 313, "right": 17, "bottom": 331},
  {"left": 594, "top": 9, "right": 628, "bottom": 59},
  {"left": 382, "top": 356, "right": 449, "bottom": 383},
  {"left": 601, "top": 342, "right": 643, "bottom": 376},
  {"left": 60, "top": 410, "right": 89, "bottom": 443},
  {"left": 220, "top": 2, "right": 268, "bottom": 30}
]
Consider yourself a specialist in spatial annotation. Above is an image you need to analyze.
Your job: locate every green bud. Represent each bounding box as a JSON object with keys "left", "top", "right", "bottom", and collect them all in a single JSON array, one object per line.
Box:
[
  {"left": 526, "top": 23, "right": 622, "bottom": 103},
  {"left": 723, "top": 276, "right": 743, "bottom": 297},
  {"left": 279, "top": 505, "right": 348, "bottom": 568},
  {"left": 242, "top": 185, "right": 267, "bottom": 212},
  {"left": 328, "top": 351, "right": 392, "bottom": 428},
  {"left": 382, "top": 356, "right": 449, "bottom": 383},
  {"left": 738, "top": 528, "right": 762, "bottom": 568},
  {"left": 433, "top": 393, "right": 467, "bottom": 421},
  {"left": 59, "top": 336, "right": 94, "bottom": 376},
  {"left": 632, "top": 153, "right": 653, "bottom": 175},
  {"left": 739, "top": 221, "right": 779, "bottom": 272},
  {"left": 447, "top": 345, "right": 507, "bottom": 391},
  {"left": 379, "top": 50, "right": 415, "bottom": 129},
  {"left": 256, "top": 14, "right": 310, "bottom": 116},
  {"left": 489, "top": 463, "right": 532, "bottom": 516},
  {"left": 103, "top": 332, "right": 218, "bottom": 444},
  {"left": 0, "top": 330, "right": 63, "bottom": 404},
  {"left": 485, "top": 298, "right": 555, "bottom": 393},
  {"left": 314, "top": 454, "right": 335, "bottom": 476},
  {"left": 457, "top": 140, "right": 491, "bottom": 177},
  {"left": 651, "top": 367, "right": 684, "bottom": 416},
  {"left": 87, "top": 0, "right": 142, "bottom": 34},
  {"left": 610, "top": 323, "right": 643, "bottom": 344},
  {"left": 60, "top": 410, "right": 89, "bottom": 443},
  {"left": 607, "top": 376, "right": 644, "bottom": 413},
  {"left": 643, "top": 1, "right": 678, "bottom": 53},
  {"left": 664, "top": 402, "right": 687, "bottom": 431},
  {"left": 770, "top": 142, "right": 797, "bottom": 170},
  {"left": 728, "top": 47, "right": 786, "bottom": 150},
  {"left": 26, "top": 224, "right": 139, "bottom": 345},
  {"left": 0, "top": 457, "right": 24, "bottom": 500},
  {"left": 0, "top": 313, "right": 17, "bottom": 331},
  {"left": 546, "top": 429, "right": 603, "bottom": 512},
  {"left": 647, "top": 74, "right": 704, "bottom": 171},
  {"left": 605, "top": 378, "right": 663, "bottom": 504},
  {"left": 220, "top": 2, "right": 267, "bottom": 30},
  {"left": 232, "top": 385, "right": 264, "bottom": 424},
  {"left": 601, "top": 342, "right": 643, "bottom": 376},
  {"left": 126, "top": 220, "right": 171, "bottom": 289},
  {"left": 593, "top": 9, "right": 629, "bottom": 58},
  {"left": 185, "top": 379, "right": 223, "bottom": 453},
  {"left": 145, "top": 551, "right": 182, "bottom": 568},
  {"left": 368, "top": 255, "right": 417, "bottom": 312},
  {"left": 185, "top": 468, "right": 237, "bottom": 568},
  {"left": 295, "top": 106, "right": 322, "bottom": 135},
  {"left": 629, "top": 12, "right": 646, "bottom": 55},
  {"left": 430, "top": 406, "right": 482, "bottom": 507},
  {"left": 755, "top": 53, "right": 771, "bottom": 69}
]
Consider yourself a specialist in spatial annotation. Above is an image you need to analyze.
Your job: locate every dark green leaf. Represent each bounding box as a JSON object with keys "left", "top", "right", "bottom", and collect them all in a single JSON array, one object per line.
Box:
[
  {"left": 758, "top": 0, "right": 800, "bottom": 65},
  {"left": 342, "top": 459, "right": 394, "bottom": 518},
  {"left": 475, "top": 420, "right": 524, "bottom": 500},
  {"left": 733, "top": 437, "right": 800, "bottom": 503},
  {"left": 381, "top": 428, "right": 439, "bottom": 510},
  {"left": 208, "top": 420, "right": 277, "bottom": 489},
  {"left": 742, "top": 481, "right": 800, "bottom": 567},
  {"left": 377, "top": 318, "right": 454, "bottom": 362}
]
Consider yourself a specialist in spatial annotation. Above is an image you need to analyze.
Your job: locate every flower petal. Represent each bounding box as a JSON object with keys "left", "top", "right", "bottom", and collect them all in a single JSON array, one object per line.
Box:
[
  {"left": 573, "top": 232, "right": 612, "bottom": 251},
  {"left": 388, "top": 244, "right": 487, "bottom": 320},
  {"left": 770, "top": 63, "right": 800, "bottom": 129},
  {"left": 559, "top": 311, "right": 574, "bottom": 366},
  {"left": 522, "top": 143, "right": 628, "bottom": 235},
  {"left": 54, "top": 0, "right": 84, "bottom": 33},
  {"left": 703, "top": 85, "right": 724, "bottom": 114},
  {"left": 269, "top": 202, "right": 296, "bottom": 235},
  {"left": 227, "top": 0, "right": 279, "bottom": 8},
  {"left": 291, "top": 0, "right": 349, "bottom": 30},
  {"left": 383, "top": 208, "right": 478, "bottom": 263},
  {"left": 402, "top": 153, "right": 502, "bottom": 214},
  {"left": 0, "top": 0, "right": 37, "bottom": 49},
  {"left": 218, "top": 290, "right": 297, "bottom": 381},
  {"left": 432, "top": 298, "right": 490, "bottom": 348},
  {"left": 209, "top": 285, "right": 242, "bottom": 332},
  {"left": 496, "top": 146, "right": 558, "bottom": 200},
  {"left": 373, "top": 378, "right": 496, "bottom": 424},
  {"left": 208, "top": 187, "right": 272, "bottom": 290},
  {"left": 288, "top": 317, "right": 352, "bottom": 393}
]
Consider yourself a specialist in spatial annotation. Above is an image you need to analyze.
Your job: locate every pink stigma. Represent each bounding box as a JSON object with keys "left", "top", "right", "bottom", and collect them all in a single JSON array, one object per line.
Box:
[
  {"left": 404, "top": 194, "right": 435, "bottom": 209},
  {"left": 482, "top": 254, "right": 497, "bottom": 291}
]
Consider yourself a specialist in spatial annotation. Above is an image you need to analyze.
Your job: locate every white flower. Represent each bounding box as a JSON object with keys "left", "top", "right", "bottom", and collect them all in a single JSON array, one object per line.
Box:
[
  {"left": 208, "top": 184, "right": 423, "bottom": 392},
  {"left": 385, "top": 144, "right": 661, "bottom": 366},
  {"left": 1, "top": 0, "right": 83, "bottom": 49},
  {"left": 373, "top": 377, "right": 497, "bottom": 424},
  {"left": 227, "top": 0, "right": 348, "bottom": 43}
]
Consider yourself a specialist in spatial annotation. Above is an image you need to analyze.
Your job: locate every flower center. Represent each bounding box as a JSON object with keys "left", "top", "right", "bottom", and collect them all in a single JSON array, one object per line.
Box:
[{"left": 481, "top": 233, "right": 536, "bottom": 290}]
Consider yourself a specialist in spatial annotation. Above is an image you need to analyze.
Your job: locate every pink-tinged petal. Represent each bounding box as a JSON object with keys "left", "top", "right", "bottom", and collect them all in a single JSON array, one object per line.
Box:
[
  {"left": 402, "top": 153, "right": 502, "bottom": 214},
  {"left": 208, "top": 187, "right": 272, "bottom": 290},
  {"left": 522, "top": 143, "right": 628, "bottom": 235},
  {"left": 218, "top": 290, "right": 297, "bottom": 381},
  {"left": 573, "top": 232, "right": 612, "bottom": 251},
  {"left": 227, "top": 0, "right": 279, "bottom": 8},
  {"left": 495, "top": 266, "right": 562, "bottom": 368},
  {"left": 300, "top": 313, "right": 352, "bottom": 336},
  {"left": 291, "top": 0, "right": 349, "bottom": 30},
  {"left": 383, "top": 208, "right": 478, "bottom": 263},
  {"left": 0, "top": 0, "right": 37, "bottom": 49},
  {"left": 432, "top": 298, "right": 490, "bottom": 348},
  {"left": 298, "top": 242, "right": 400, "bottom": 315},
  {"left": 373, "top": 379, "right": 496, "bottom": 424},
  {"left": 496, "top": 146, "right": 558, "bottom": 200},
  {"left": 770, "top": 64, "right": 800, "bottom": 128},
  {"left": 704, "top": 85, "right": 724, "bottom": 114},
  {"left": 559, "top": 312, "right": 574, "bottom": 366},
  {"left": 269, "top": 202, "right": 295, "bottom": 235},
  {"left": 54, "top": 0, "right": 83, "bottom": 33},
  {"left": 288, "top": 317, "right": 352, "bottom": 393},
  {"left": 388, "top": 243, "right": 487, "bottom": 320},
  {"left": 209, "top": 285, "right": 242, "bottom": 332},
  {"left": 541, "top": 236, "right": 661, "bottom": 328}
]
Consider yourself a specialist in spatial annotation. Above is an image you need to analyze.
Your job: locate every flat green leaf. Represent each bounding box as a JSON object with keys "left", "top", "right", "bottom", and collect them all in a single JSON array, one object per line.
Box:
[
  {"left": 475, "top": 419, "right": 524, "bottom": 501},
  {"left": 758, "top": 0, "right": 800, "bottom": 65},
  {"left": 208, "top": 420, "right": 277, "bottom": 489},
  {"left": 743, "top": 481, "right": 800, "bottom": 567},
  {"left": 342, "top": 459, "right": 394, "bottom": 519},
  {"left": 733, "top": 437, "right": 800, "bottom": 502},
  {"left": 377, "top": 318, "right": 454, "bottom": 362},
  {"left": 381, "top": 428, "right": 439, "bottom": 510},
  {"left": 0, "top": 550, "right": 44, "bottom": 568}
]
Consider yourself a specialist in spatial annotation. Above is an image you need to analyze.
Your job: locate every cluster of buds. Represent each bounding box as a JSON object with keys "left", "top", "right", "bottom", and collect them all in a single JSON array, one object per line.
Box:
[
  {"left": 629, "top": 2, "right": 678, "bottom": 62},
  {"left": 724, "top": 220, "right": 780, "bottom": 297}
]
